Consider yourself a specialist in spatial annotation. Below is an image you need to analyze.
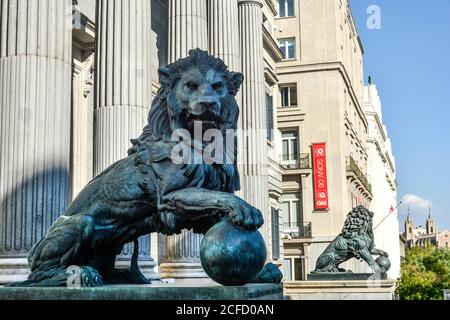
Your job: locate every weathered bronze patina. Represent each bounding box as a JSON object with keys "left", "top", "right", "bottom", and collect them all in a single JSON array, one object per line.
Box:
[
  {"left": 313, "top": 206, "right": 391, "bottom": 274},
  {"left": 9, "top": 49, "right": 281, "bottom": 287}
]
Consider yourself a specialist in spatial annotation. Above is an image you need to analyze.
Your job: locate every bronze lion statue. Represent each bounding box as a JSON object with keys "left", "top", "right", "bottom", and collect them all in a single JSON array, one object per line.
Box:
[
  {"left": 313, "top": 206, "right": 389, "bottom": 273},
  {"left": 10, "top": 49, "right": 269, "bottom": 287}
]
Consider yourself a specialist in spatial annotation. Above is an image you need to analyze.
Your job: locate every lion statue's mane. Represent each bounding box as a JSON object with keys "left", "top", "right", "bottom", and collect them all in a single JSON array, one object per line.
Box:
[{"left": 125, "top": 49, "right": 243, "bottom": 235}]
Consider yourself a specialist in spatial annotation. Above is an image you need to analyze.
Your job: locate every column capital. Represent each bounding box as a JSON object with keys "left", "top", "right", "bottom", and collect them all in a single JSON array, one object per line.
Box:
[{"left": 238, "top": 0, "right": 263, "bottom": 8}]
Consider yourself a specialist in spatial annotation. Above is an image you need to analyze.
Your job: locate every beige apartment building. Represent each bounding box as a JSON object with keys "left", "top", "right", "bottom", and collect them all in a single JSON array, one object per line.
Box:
[{"left": 275, "top": 0, "right": 373, "bottom": 280}]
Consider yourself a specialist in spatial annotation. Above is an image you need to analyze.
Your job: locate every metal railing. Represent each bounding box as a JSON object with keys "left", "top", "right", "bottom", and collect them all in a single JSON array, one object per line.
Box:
[
  {"left": 280, "top": 154, "right": 311, "bottom": 170},
  {"left": 346, "top": 156, "right": 372, "bottom": 194},
  {"left": 282, "top": 222, "right": 312, "bottom": 239}
]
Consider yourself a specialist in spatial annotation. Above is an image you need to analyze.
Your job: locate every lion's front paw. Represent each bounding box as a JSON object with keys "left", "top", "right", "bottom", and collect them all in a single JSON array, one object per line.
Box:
[{"left": 229, "top": 200, "right": 264, "bottom": 230}]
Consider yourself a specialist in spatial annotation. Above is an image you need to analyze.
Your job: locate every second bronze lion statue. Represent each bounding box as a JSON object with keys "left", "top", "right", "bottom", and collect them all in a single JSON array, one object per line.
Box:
[
  {"left": 313, "top": 206, "right": 389, "bottom": 273},
  {"left": 10, "top": 49, "right": 271, "bottom": 287}
]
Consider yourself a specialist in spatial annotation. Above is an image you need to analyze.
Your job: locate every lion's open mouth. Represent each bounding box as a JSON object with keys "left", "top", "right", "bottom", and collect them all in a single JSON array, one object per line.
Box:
[{"left": 184, "top": 111, "right": 222, "bottom": 131}]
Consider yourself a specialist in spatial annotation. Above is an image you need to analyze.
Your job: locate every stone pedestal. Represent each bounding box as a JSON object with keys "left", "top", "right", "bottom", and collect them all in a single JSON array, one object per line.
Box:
[
  {"left": 0, "top": 0, "right": 73, "bottom": 283},
  {"left": 284, "top": 280, "right": 396, "bottom": 300},
  {"left": 0, "top": 283, "right": 284, "bottom": 300},
  {"left": 95, "top": 0, "right": 158, "bottom": 280},
  {"left": 0, "top": 258, "right": 29, "bottom": 284},
  {"left": 307, "top": 272, "right": 388, "bottom": 281}
]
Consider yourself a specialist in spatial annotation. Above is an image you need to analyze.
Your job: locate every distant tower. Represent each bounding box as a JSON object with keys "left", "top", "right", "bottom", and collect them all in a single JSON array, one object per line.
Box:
[
  {"left": 426, "top": 209, "right": 437, "bottom": 235},
  {"left": 405, "top": 208, "right": 414, "bottom": 240}
]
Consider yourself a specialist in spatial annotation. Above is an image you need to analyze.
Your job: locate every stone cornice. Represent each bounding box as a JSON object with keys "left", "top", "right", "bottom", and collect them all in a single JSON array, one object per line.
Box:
[
  {"left": 263, "top": 26, "right": 284, "bottom": 62},
  {"left": 264, "top": 0, "right": 278, "bottom": 16},
  {"left": 264, "top": 65, "right": 279, "bottom": 86},
  {"left": 365, "top": 109, "right": 387, "bottom": 142}
]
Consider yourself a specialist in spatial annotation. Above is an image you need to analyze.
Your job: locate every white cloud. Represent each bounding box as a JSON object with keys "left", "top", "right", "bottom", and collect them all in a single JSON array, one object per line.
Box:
[{"left": 401, "top": 194, "right": 432, "bottom": 210}]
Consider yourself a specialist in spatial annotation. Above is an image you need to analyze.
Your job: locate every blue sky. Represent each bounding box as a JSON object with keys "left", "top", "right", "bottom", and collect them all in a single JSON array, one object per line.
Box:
[{"left": 349, "top": 0, "right": 450, "bottom": 231}]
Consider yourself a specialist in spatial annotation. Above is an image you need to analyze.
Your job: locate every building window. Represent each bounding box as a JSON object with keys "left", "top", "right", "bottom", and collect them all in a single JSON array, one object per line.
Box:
[
  {"left": 281, "top": 131, "right": 299, "bottom": 161},
  {"left": 283, "top": 259, "right": 292, "bottom": 280},
  {"left": 279, "top": 38, "right": 296, "bottom": 60},
  {"left": 266, "top": 93, "right": 274, "bottom": 141},
  {"left": 409, "top": 227, "right": 412, "bottom": 234},
  {"left": 271, "top": 208, "right": 280, "bottom": 260},
  {"left": 280, "top": 84, "right": 298, "bottom": 107},
  {"left": 279, "top": 0, "right": 294, "bottom": 17},
  {"left": 283, "top": 257, "right": 304, "bottom": 281},
  {"left": 281, "top": 192, "right": 301, "bottom": 225},
  {"left": 294, "top": 258, "right": 304, "bottom": 280}
]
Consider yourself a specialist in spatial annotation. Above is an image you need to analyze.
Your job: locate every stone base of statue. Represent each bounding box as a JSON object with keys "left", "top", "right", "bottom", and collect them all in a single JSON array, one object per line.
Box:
[
  {"left": 0, "top": 258, "right": 161, "bottom": 285},
  {"left": 284, "top": 278, "right": 396, "bottom": 300},
  {"left": 307, "top": 272, "right": 388, "bottom": 281},
  {"left": 0, "top": 283, "right": 283, "bottom": 300},
  {"left": 0, "top": 258, "right": 30, "bottom": 284}
]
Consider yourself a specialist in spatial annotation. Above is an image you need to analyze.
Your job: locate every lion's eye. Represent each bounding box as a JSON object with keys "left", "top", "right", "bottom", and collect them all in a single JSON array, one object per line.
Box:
[
  {"left": 186, "top": 82, "right": 198, "bottom": 90},
  {"left": 212, "top": 82, "right": 223, "bottom": 90}
]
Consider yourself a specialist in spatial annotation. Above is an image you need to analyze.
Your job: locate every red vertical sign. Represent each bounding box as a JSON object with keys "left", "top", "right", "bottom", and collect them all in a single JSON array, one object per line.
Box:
[{"left": 312, "top": 143, "right": 329, "bottom": 210}]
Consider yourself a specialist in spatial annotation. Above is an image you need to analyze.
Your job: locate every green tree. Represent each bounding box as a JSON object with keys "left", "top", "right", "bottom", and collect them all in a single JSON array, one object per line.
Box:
[{"left": 396, "top": 246, "right": 450, "bottom": 300}]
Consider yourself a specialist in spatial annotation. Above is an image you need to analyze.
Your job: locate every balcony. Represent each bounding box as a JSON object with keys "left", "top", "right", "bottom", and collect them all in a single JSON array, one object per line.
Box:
[
  {"left": 282, "top": 222, "right": 312, "bottom": 239},
  {"left": 345, "top": 156, "right": 372, "bottom": 194},
  {"left": 280, "top": 154, "right": 310, "bottom": 170}
]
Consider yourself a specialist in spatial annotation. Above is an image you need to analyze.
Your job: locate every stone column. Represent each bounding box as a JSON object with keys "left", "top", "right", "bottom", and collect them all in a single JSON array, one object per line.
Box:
[
  {"left": 207, "top": 0, "right": 240, "bottom": 71},
  {"left": 0, "top": 0, "right": 72, "bottom": 283},
  {"left": 238, "top": 0, "right": 270, "bottom": 240},
  {"left": 160, "top": 0, "right": 210, "bottom": 282},
  {"left": 95, "top": 0, "right": 158, "bottom": 280},
  {"left": 168, "top": 0, "right": 208, "bottom": 62},
  {"left": 207, "top": 0, "right": 248, "bottom": 205}
]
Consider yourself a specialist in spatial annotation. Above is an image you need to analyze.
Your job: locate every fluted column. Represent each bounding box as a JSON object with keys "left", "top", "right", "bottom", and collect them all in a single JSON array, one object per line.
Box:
[
  {"left": 160, "top": 0, "right": 210, "bottom": 282},
  {"left": 207, "top": 0, "right": 240, "bottom": 71},
  {"left": 95, "top": 0, "right": 158, "bottom": 279},
  {"left": 168, "top": 0, "right": 208, "bottom": 61},
  {"left": 207, "top": 0, "right": 248, "bottom": 205},
  {"left": 238, "top": 0, "right": 270, "bottom": 240},
  {"left": 0, "top": 0, "right": 72, "bottom": 283}
]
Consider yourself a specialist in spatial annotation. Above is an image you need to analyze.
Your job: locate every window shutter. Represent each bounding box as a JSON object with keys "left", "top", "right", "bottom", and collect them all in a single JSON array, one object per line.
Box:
[
  {"left": 271, "top": 208, "right": 280, "bottom": 260},
  {"left": 266, "top": 94, "right": 274, "bottom": 141}
]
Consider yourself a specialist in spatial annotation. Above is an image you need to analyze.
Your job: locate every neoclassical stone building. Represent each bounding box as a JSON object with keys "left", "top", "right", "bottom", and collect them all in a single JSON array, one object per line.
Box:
[
  {"left": 0, "top": 0, "right": 402, "bottom": 287},
  {"left": 0, "top": 0, "right": 284, "bottom": 283},
  {"left": 275, "top": 0, "right": 372, "bottom": 280}
]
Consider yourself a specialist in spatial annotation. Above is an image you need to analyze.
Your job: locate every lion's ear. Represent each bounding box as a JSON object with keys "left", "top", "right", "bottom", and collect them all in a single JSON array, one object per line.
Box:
[
  {"left": 229, "top": 72, "right": 244, "bottom": 95},
  {"left": 158, "top": 67, "right": 171, "bottom": 86}
]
